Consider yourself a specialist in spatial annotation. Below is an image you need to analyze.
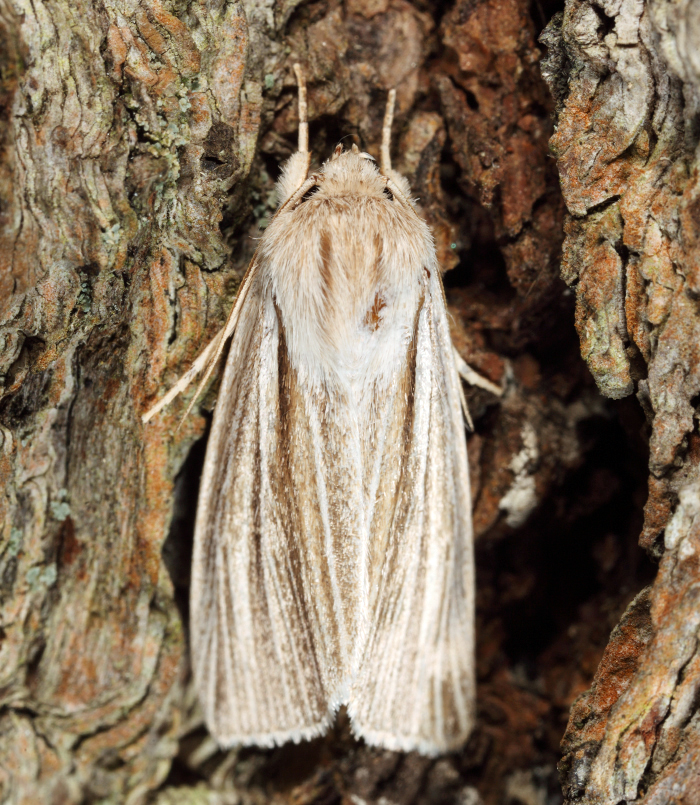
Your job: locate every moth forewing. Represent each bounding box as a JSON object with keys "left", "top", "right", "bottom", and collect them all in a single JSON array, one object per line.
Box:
[
  {"left": 191, "top": 273, "right": 338, "bottom": 744},
  {"left": 347, "top": 255, "right": 475, "bottom": 755},
  {"left": 148, "top": 67, "right": 478, "bottom": 755}
]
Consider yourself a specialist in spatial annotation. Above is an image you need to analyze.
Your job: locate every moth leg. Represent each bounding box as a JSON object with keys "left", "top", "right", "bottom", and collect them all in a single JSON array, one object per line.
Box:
[
  {"left": 142, "top": 261, "right": 260, "bottom": 425},
  {"left": 456, "top": 378, "right": 475, "bottom": 433},
  {"left": 453, "top": 346, "right": 503, "bottom": 397},
  {"left": 452, "top": 347, "right": 503, "bottom": 429},
  {"left": 142, "top": 327, "right": 224, "bottom": 423}
]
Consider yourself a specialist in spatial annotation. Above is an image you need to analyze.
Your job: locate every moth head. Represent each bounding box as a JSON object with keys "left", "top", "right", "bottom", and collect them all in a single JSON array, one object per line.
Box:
[
  {"left": 318, "top": 145, "right": 388, "bottom": 199},
  {"left": 329, "top": 142, "right": 376, "bottom": 162}
]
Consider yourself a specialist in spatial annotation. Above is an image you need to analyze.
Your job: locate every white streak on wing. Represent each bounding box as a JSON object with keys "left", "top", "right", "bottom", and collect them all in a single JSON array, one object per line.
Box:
[
  {"left": 202, "top": 577, "right": 219, "bottom": 727},
  {"left": 344, "top": 382, "right": 370, "bottom": 672},
  {"left": 305, "top": 398, "right": 350, "bottom": 676},
  {"left": 221, "top": 535, "right": 245, "bottom": 729},
  {"left": 433, "top": 271, "right": 474, "bottom": 734},
  {"left": 386, "top": 307, "right": 432, "bottom": 738},
  {"left": 224, "top": 455, "right": 258, "bottom": 734},
  {"left": 413, "top": 306, "right": 441, "bottom": 739}
]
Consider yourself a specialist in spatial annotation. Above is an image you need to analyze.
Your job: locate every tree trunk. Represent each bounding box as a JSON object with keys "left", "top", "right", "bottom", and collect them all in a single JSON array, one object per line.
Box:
[
  {"left": 0, "top": 0, "right": 695, "bottom": 802},
  {"left": 543, "top": 0, "right": 700, "bottom": 801}
]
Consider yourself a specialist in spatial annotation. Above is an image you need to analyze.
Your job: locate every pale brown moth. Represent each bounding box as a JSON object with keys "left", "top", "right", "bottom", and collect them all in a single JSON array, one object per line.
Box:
[{"left": 144, "top": 66, "right": 501, "bottom": 755}]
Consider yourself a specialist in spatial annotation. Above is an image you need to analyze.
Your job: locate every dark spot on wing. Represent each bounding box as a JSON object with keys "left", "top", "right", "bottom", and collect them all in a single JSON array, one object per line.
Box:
[
  {"left": 319, "top": 230, "right": 333, "bottom": 298},
  {"left": 364, "top": 293, "right": 386, "bottom": 331},
  {"left": 374, "top": 233, "right": 384, "bottom": 284}
]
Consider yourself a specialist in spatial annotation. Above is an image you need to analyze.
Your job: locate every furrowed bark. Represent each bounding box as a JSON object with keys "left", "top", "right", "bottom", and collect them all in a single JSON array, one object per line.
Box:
[
  {"left": 542, "top": 0, "right": 700, "bottom": 801},
  {"left": 0, "top": 0, "right": 695, "bottom": 802}
]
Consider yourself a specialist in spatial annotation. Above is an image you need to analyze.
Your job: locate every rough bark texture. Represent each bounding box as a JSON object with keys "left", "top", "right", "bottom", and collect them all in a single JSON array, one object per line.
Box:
[
  {"left": 541, "top": 0, "right": 700, "bottom": 801},
  {"left": 0, "top": 0, "right": 692, "bottom": 802}
]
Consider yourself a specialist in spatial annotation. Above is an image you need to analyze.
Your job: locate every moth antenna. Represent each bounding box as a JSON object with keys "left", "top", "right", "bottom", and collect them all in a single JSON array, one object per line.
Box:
[
  {"left": 381, "top": 88, "right": 397, "bottom": 175},
  {"left": 293, "top": 63, "right": 308, "bottom": 154}
]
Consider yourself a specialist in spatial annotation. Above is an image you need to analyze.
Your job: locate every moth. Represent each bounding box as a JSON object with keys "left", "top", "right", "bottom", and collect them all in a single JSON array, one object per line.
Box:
[{"left": 144, "top": 66, "right": 501, "bottom": 755}]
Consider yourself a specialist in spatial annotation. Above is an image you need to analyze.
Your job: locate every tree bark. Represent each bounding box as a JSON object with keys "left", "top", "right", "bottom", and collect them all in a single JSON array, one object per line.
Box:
[
  {"left": 0, "top": 0, "right": 695, "bottom": 802},
  {"left": 543, "top": 0, "right": 700, "bottom": 801}
]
